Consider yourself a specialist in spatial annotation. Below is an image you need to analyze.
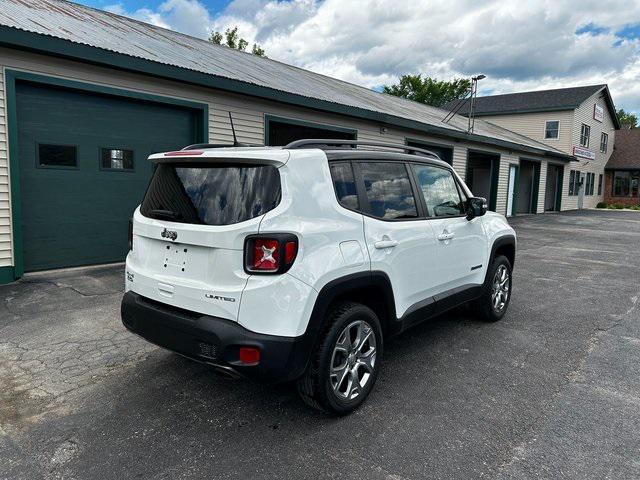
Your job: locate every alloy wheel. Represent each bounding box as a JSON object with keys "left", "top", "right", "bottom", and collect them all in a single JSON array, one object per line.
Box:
[
  {"left": 491, "top": 264, "right": 510, "bottom": 312},
  {"left": 329, "top": 320, "right": 377, "bottom": 401}
]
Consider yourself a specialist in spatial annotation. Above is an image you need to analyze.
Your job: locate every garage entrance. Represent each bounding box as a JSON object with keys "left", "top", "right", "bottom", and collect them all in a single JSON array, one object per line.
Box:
[
  {"left": 406, "top": 139, "right": 453, "bottom": 164},
  {"left": 466, "top": 151, "right": 500, "bottom": 211},
  {"left": 265, "top": 115, "right": 356, "bottom": 146},
  {"left": 15, "top": 80, "right": 204, "bottom": 272},
  {"left": 544, "top": 164, "right": 564, "bottom": 211},
  {"left": 516, "top": 160, "right": 541, "bottom": 214}
]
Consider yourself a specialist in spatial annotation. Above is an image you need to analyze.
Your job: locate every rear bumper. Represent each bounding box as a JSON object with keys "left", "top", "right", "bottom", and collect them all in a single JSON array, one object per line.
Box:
[{"left": 121, "top": 291, "right": 310, "bottom": 383}]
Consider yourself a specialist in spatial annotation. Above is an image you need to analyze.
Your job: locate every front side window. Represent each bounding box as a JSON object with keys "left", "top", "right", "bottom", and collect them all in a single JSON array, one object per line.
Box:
[
  {"left": 580, "top": 124, "right": 591, "bottom": 147},
  {"left": 101, "top": 148, "right": 134, "bottom": 170},
  {"left": 358, "top": 162, "right": 418, "bottom": 219},
  {"left": 412, "top": 164, "right": 465, "bottom": 217},
  {"left": 545, "top": 121, "right": 559, "bottom": 139},
  {"left": 329, "top": 162, "right": 359, "bottom": 210},
  {"left": 600, "top": 133, "right": 608, "bottom": 153},
  {"left": 613, "top": 171, "right": 630, "bottom": 196},
  {"left": 141, "top": 163, "right": 281, "bottom": 225}
]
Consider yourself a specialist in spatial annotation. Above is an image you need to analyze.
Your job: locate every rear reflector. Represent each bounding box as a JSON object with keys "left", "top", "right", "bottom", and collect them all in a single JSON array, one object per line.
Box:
[
  {"left": 164, "top": 150, "right": 204, "bottom": 156},
  {"left": 239, "top": 347, "right": 260, "bottom": 365}
]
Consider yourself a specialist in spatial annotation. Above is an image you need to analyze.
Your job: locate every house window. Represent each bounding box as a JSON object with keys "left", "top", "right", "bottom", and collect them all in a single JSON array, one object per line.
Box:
[
  {"left": 580, "top": 124, "right": 590, "bottom": 148},
  {"left": 586, "top": 173, "right": 595, "bottom": 195},
  {"left": 101, "top": 148, "right": 134, "bottom": 170},
  {"left": 600, "top": 133, "right": 608, "bottom": 153},
  {"left": 569, "top": 170, "right": 582, "bottom": 196},
  {"left": 633, "top": 178, "right": 639, "bottom": 198},
  {"left": 613, "top": 171, "right": 630, "bottom": 196},
  {"left": 545, "top": 121, "right": 559, "bottom": 139},
  {"left": 597, "top": 174, "right": 603, "bottom": 196}
]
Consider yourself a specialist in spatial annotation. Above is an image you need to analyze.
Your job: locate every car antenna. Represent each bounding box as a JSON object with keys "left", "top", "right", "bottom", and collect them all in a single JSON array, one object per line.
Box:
[{"left": 229, "top": 112, "right": 240, "bottom": 147}]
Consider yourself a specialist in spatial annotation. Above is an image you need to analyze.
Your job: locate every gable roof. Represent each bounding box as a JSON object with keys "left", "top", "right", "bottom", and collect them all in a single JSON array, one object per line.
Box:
[
  {"left": 0, "top": 0, "right": 574, "bottom": 161},
  {"left": 446, "top": 85, "right": 621, "bottom": 129},
  {"left": 606, "top": 128, "right": 640, "bottom": 169}
]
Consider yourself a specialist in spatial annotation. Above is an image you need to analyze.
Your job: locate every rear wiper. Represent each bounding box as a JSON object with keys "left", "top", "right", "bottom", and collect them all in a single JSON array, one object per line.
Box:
[{"left": 150, "top": 209, "right": 181, "bottom": 220}]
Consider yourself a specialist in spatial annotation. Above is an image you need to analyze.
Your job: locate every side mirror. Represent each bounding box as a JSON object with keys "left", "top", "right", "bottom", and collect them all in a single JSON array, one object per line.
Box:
[{"left": 466, "top": 197, "right": 487, "bottom": 220}]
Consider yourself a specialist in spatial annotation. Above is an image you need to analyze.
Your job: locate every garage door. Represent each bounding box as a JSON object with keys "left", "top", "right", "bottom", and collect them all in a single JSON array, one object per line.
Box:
[
  {"left": 16, "top": 81, "right": 201, "bottom": 271},
  {"left": 266, "top": 118, "right": 356, "bottom": 146}
]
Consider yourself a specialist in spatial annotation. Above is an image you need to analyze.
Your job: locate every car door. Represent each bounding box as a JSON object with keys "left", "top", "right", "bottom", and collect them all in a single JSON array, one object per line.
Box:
[
  {"left": 355, "top": 160, "right": 440, "bottom": 318},
  {"left": 410, "top": 163, "right": 488, "bottom": 294}
]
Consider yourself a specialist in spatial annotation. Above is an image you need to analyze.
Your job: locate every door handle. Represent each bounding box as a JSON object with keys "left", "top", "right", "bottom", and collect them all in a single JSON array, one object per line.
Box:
[
  {"left": 374, "top": 239, "right": 398, "bottom": 249},
  {"left": 437, "top": 232, "right": 455, "bottom": 241}
]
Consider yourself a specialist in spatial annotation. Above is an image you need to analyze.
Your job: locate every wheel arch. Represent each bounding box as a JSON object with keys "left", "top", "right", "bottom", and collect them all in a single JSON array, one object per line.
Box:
[{"left": 490, "top": 234, "right": 516, "bottom": 269}]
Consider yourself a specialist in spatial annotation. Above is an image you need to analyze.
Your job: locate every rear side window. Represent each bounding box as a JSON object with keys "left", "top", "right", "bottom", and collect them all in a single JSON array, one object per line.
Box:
[
  {"left": 140, "top": 163, "right": 281, "bottom": 225},
  {"left": 412, "top": 164, "right": 465, "bottom": 217},
  {"left": 358, "top": 162, "right": 418, "bottom": 219},
  {"left": 329, "top": 162, "right": 359, "bottom": 210}
]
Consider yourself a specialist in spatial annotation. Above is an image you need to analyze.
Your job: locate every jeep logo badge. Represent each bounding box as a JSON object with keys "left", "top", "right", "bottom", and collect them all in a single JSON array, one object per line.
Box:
[{"left": 161, "top": 228, "right": 178, "bottom": 241}]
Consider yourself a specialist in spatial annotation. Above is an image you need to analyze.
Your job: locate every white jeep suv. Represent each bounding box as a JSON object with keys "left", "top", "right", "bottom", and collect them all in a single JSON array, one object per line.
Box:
[{"left": 121, "top": 140, "right": 516, "bottom": 414}]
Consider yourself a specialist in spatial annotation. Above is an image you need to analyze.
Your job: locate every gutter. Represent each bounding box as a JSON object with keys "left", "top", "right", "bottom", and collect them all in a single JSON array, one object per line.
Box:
[{"left": 0, "top": 25, "right": 574, "bottom": 162}]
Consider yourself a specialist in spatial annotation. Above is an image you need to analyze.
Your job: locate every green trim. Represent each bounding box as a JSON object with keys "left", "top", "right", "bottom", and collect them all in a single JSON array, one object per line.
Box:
[
  {"left": 4, "top": 68, "right": 209, "bottom": 280},
  {"left": 510, "top": 165, "right": 520, "bottom": 217},
  {"left": 531, "top": 162, "right": 541, "bottom": 214},
  {"left": 264, "top": 114, "right": 357, "bottom": 146},
  {"left": 0, "top": 266, "right": 16, "bottom": 284},
  {"left": 0, "top": 26, "right": 575, "bottom": 161},
  {"left": 555, "top": 166, "right": 564, "bottom": 211},
  {"left": 489, "top": 156, "right": 500, "bottom": 212}
]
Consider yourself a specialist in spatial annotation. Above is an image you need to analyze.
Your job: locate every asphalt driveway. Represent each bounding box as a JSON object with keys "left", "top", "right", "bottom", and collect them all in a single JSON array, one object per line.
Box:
[{"left": 1, "top": 210, "right": 639, "bottom": 480}]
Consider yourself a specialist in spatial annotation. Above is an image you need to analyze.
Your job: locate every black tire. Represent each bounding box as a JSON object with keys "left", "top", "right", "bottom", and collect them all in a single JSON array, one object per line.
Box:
[
  {"left": 297, "top": 302, "right": 383, "bottom": 415},
  {"left": 475, "top": 255, "right": 512, "bottom": 322}
]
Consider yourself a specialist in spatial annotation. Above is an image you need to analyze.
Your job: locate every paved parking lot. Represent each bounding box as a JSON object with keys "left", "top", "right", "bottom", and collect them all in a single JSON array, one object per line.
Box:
[{"left": 1, "top": 210, "right": 640, "bottom": 480}]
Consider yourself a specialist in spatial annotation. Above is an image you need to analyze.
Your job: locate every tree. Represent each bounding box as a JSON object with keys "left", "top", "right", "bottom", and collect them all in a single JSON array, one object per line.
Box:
[
  {"left": 382, "top": 74, "right": 471, "bottom": 108},
  {"left": 617, "top": 108, "right": 638, "bottom": 129},
  {"left": 209, "top": 26, "right": 266, "bottom": 57}
]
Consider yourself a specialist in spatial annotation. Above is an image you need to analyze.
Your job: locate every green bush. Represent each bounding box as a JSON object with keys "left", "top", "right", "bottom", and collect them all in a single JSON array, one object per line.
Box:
[
  {"left": 631, "top": 205, "right": 640, "bottom": 211},
  {"left": 614, "top": 203, "right": 625, "bottom": 209},
  {"left": 596, "top": 202, "right": 608, "bottom": 208}
]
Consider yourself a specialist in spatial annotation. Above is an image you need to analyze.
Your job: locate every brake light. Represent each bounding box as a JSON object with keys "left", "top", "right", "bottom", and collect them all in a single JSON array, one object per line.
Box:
[
  {"left": 244, "top": 234, "right": 298, "bottom": 274},
  {"left": 252, "top": 239, "right": 280, "bottom": 271},
  {"left": 163, "top": 150, "right": 204, "bottom": 156}
]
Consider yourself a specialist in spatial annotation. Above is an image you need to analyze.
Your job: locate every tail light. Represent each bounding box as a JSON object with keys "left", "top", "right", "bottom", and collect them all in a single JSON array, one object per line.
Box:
[
  {"left": 128, "top": 218, "right": 133, "bottom": 251},
  {"left": 244, "top": 234, "right": 298, "bottom": 274}
]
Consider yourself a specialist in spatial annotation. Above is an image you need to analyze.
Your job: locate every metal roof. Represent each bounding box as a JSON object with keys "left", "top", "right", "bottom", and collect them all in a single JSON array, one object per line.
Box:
[
  {"left": 446, "top": 85, "right": 621, "bottom": 129},
  {"left": 0, "top": 0, "right": 574, "bottom": 160}
]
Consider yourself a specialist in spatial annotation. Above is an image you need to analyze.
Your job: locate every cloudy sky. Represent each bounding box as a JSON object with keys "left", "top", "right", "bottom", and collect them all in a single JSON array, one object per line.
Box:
[{"left": 80, "top": 0, "right": 640, "bottom": 115}]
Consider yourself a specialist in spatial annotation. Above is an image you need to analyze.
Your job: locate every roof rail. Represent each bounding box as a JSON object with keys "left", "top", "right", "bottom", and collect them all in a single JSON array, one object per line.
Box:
[{"left": 283, "top": 139, "right": 441, "bottom": 159}]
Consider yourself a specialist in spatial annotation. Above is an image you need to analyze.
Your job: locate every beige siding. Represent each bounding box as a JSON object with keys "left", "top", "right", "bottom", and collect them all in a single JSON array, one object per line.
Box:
[
  {"left": 0, "top": 46, "right": 559, "bottom": 269},
  {"left": 570, "top": 91, "right": 616, "bottom": 208},
  {"left": 0, "top": 67, "right": 11, "bottom": 267},
  {"left": 486, "top": 110, "right": 574, "bottom": 154}
]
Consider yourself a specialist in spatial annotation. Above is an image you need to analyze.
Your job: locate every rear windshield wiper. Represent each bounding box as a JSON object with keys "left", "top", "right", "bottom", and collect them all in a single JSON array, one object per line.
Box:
[{"left": 150, "top": 209, "right": 182, "bottom": 220}]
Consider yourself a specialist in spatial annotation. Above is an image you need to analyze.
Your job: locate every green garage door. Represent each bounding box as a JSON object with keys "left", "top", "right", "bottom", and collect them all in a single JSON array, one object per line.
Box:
[{"left": 16, "top": 81, "right": 202, "bottom": 271}]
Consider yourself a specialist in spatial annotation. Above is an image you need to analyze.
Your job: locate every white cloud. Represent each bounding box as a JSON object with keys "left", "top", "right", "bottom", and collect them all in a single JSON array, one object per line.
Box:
[{"left": 103, "top": 0, "right": 640, "bottom": 114}]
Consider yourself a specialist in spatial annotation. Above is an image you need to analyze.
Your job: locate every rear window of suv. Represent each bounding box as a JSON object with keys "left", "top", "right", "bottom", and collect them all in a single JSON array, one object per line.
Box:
[{"left": 140, "top": 163, "right": 281, "bottom": 225}]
